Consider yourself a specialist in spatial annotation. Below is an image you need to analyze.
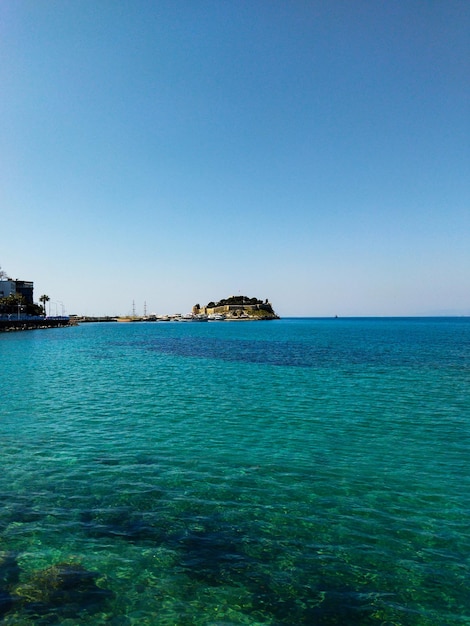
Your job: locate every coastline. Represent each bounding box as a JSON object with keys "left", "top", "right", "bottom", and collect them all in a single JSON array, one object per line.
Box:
[{"left": 0, "top": 318, "right": 73, "bottom": 333}]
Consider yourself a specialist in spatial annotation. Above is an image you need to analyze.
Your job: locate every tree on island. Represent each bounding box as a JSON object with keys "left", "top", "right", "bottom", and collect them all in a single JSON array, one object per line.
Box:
[
  {"left": 40, "top": 294, "right": 50, "bottom": 316},
  {"left": 210, "top": 295, "right": 264, "bottom": 307}
]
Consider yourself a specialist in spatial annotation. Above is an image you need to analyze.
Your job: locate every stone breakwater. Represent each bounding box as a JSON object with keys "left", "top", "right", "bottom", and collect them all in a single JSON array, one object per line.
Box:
[{"left": 0, "top": 318, "right": 73, "bottom": 332}]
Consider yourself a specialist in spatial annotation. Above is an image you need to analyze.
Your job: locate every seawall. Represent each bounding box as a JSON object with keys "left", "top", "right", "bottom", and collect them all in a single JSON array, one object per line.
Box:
[{"left": 0, "top": 318, "right": 73, "bottom": 332}]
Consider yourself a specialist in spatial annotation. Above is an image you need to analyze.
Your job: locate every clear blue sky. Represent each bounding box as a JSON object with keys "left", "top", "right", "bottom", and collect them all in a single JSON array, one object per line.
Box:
[{"left": 1, "top": 0, "right": 468, "bottom": 317}]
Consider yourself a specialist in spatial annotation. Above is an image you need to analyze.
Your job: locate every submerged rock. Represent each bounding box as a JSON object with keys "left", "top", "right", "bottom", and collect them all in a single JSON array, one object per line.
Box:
[
  {"left": 13, "top": 562, "right": 113, "bottom": 618},
  {"left": 0, "top": 552, "right": 20, "bottom": 588},
  {"left": 0, "top": 589, "right": 13, "bottom": 617},
  {"left": 80, "top": 506, "right": 167, "bottom": 543},
  {"left": 0, "top": 553, "right": 19, "bottom": 618}
]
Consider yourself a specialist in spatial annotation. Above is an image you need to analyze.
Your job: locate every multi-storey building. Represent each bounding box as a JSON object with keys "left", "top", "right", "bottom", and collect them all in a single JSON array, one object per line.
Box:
[{"left": 0, "top": 278, "right": 34, "bottom": 304}]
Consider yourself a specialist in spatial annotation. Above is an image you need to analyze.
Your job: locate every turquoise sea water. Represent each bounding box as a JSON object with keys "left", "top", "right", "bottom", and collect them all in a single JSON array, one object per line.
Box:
[{"left": 0, "top": 318, "right": 469, "bottom": 625}]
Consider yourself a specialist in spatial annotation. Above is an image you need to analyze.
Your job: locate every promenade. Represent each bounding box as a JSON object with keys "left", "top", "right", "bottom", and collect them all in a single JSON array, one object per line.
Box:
[{"left": 0, "top": 316, "right": 72, "bottom": 332}]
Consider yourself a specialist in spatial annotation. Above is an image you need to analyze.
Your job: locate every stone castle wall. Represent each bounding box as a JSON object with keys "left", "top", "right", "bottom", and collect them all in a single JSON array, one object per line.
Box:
[{"left": 199, "top": 303, "right": 274, "bottom": 315}]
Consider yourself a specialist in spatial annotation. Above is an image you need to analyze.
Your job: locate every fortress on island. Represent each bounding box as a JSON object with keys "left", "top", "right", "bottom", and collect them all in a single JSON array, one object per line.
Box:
[{"left": 193, "top": 295, "right": 279, "bottom": 320}]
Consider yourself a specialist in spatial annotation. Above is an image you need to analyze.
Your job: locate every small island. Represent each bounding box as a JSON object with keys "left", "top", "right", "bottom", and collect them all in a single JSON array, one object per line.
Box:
[{"left": 193, "top": 295, "right": 279, "bottom": 320}]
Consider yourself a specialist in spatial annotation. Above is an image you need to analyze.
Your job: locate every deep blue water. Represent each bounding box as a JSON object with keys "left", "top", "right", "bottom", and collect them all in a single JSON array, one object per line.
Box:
[{"left": 0, "top": 318, "right": 469, "bottom": 625}]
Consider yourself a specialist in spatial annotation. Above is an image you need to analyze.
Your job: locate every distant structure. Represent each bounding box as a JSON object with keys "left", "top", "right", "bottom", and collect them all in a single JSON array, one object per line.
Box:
[
  {"left": 0, "top": 277, "right": 34, "bottom": 304},
  {"left": 193, "top": 295, "right": 279, "bottom": 319}
]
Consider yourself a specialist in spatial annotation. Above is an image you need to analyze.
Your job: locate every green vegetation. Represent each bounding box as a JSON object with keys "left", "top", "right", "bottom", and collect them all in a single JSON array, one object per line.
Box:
[
  {"left": 207, "top": 295, "right": 266, "bottom": 307},
  {"left": 39, "top": 294, "right": 50, "bottom": 315},
  {"left": 0, "top": 294, "right": 43, "bottom": 317}
]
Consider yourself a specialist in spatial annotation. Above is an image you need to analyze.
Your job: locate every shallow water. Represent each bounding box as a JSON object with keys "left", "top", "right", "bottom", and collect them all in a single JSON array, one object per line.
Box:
[{"left": 0, "top": 318, "right": 469, "bottom": 624}]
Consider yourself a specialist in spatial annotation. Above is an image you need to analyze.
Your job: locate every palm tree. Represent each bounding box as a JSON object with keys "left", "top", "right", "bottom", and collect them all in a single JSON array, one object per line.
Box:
[{"left": 40, "top": 294, "right": 50, "bottom": 316}]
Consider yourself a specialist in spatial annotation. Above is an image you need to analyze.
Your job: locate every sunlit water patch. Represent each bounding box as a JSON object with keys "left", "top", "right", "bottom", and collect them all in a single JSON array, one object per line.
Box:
[{"left": 0, "top": 318, "right": 469, "bottom": 624}]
